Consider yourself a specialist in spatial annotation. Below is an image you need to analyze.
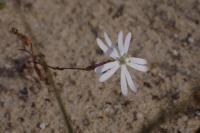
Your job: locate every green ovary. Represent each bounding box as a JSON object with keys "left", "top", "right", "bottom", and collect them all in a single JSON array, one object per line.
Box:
[{"left": 119, "top": 54, "right": 130, "bottom": 65}]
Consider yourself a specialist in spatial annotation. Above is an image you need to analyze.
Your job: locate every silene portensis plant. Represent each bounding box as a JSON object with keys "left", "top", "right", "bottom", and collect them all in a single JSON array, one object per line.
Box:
[
  {"left": 11, "top": 28, "right": 148, "bottom": 96},
  {"left": 11, "top": 28, "right": 149, "bottom": 133}
]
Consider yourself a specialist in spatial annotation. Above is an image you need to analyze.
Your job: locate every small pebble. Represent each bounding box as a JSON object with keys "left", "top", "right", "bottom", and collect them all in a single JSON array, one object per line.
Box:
[
  {"left": 195, "top": 111, "right": 200, "bottom": 116},
  {"left": 182, "top": 116, "right": 188, "bottom": 121},
  {"left": 137, "top": 113, "right": 144, "bottom": 120},
  {"left": 171, "top": 49, "right": 178, "bottom": 56},
  {"left": 174, "top": 34, "right": 178, "bottom": 39},
  {"left": 39, "top": 122, "right": 46, "bottom": 129},
  {"left": 188, "top": 36, "right": 194, "bottom": 44},
  {"left": 104, "top": 106, "right": 114, "bottom": 114}
]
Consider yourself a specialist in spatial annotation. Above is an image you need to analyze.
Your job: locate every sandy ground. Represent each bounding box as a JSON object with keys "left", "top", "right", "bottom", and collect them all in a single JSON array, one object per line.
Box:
[{"left": 0, "top": 0, "right": 200, "bottom": 133}]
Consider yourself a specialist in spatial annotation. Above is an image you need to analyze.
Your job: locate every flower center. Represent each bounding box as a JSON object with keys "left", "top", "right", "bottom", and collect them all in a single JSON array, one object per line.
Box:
[{"left": 119, "top": 54, "right": 130, "bottom": 65}]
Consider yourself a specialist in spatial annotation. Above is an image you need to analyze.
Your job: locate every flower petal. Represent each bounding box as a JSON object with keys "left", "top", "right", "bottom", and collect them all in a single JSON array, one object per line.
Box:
[
  {"left": 104, "top": 32, "right": 112, "bottom": 47},
  {"left": 127, "top": 62, "right": 148, "bottom": 72},
  {"left": 121, "top": 65, "right": 128, "bottom": 96},
  {"left": 118, "top": 31, "right": 124, "bottom": 56},
  {"left": 99, "top": 62, "right": 119, "bottom": 82},
  {"left": 95, "top": 61, "right": 118, "bottom": 74},
  {"left": 104, "top": 32, "right": 120, "bottom": 58},
  {"left": 129, "top": 57, "right": 147, "bottom": 65},
  {"left": 124, "top": 32, "right": 132, "bottom": 53},
  {"left": 96, "top": 38, "right": 108, "bottom": 52},
  {"left": 107, "top": 47, "right": 120, "bottom": 59},
  {"left": 96, "top": 38, "right": 118, "bottom": 59},
  {"left": 124, "top": 66, "right": 137, "bottom": 92}
]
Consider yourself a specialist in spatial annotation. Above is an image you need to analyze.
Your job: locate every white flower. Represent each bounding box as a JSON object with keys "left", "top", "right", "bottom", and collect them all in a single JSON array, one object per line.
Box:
[{"left": 95, "top": 31, "right": 148, "bottom": 96}]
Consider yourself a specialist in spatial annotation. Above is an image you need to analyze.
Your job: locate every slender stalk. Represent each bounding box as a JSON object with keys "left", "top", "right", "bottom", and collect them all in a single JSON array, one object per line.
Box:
[
  {"left": 11, "top": 1, "right": 75, "bottom": 131},
  {"left": 38, "top": 60, "right": 112, "bottom": 71}
]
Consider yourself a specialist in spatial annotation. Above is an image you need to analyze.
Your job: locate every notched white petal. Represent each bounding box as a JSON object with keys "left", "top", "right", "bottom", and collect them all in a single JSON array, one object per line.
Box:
[
  {"left": 96, "top": 38, "right": 108, "bottom": 53},
  {"left": 95, "top": 61, "right": 118, "bottom": 74},
  {"left": 124, "top": 66, "right": 137, "bottom": 92},
  {"left": 124, "top": 32, "right": 132, "bottom": 53},
  {"left": 104, "top": 32, "right": 112, "bottom": 47},
  {"left": 118, "top": 31, "right": 124, "bottom": 56},
  {"left": 103, "top": 32, "right": 120, "bottom": 58},
  {"left": 96, "top": 38, "right": 119, "bottom": 59},
  {"left": 127, "top": 62, "right": 148, "bottom": 72},
  {"left": 130, "top": 57, "right": 147, "bottom": 65},
  {"left": 107, "top": 46, "right": 120, "bottom": 59},
  {"left": 121, "top": 65, "right": 128, "bottom": 96},
  {"left": 99, "top": 63, "right": 119, "bottom": 82}
]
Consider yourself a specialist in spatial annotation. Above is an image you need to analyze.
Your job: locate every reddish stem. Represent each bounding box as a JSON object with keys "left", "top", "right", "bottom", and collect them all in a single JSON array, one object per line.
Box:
[{"left": 36, "top": 60, "right": 113, "bottom": 71}]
